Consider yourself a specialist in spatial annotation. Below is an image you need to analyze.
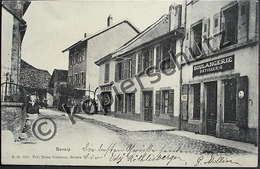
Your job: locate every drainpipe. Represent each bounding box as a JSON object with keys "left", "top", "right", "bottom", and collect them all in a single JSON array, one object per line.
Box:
[{"left": 178, "top": 0, "right": 187, "bottom": 130}]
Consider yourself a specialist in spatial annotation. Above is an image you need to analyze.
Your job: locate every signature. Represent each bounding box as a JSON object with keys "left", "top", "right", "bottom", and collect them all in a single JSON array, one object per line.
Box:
[{"left": 194, "top": 155, "right": 241, "bottom": 166}]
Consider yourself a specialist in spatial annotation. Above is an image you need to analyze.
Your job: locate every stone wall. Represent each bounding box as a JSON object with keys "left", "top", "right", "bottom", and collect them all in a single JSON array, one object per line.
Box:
[{"left": 1, "top": 102, "right": 26, "bottom": 141}]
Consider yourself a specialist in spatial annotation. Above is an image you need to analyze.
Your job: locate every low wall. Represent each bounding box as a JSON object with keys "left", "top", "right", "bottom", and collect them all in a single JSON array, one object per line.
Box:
[{"left": 1, "top": 102, "right": 26, "bottom": 141}]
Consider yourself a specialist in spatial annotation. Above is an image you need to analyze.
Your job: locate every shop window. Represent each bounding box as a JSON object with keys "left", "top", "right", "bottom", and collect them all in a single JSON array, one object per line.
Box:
[
  {"left": 192, "top": 83, "right": 200, "bottom": 120},
  {"left": 125, "top": 93, "right": 135, "bottom": 113},
  {"left": 223, "top": 78, "right": 237, "bottom": 122},
  {"left": 190, "top": 22, "right": 202, "bottom": 58},
  {"left": 221, "top": 4, "right": 239, "bottom": 47},
  {"left": 115, "top": 94, "right": 124, "bottom": 113},
  {"left": 104, "top": 63, "right": 110, "bottom": 83}
]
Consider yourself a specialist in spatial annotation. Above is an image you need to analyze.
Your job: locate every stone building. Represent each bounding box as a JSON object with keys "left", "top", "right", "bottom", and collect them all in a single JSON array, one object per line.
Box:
[
  {"left": 1, "top": 1, "right": 30, "bottom": 86},
  {"left": 180, "top": 0, "right": 258, "bottom": 144}
]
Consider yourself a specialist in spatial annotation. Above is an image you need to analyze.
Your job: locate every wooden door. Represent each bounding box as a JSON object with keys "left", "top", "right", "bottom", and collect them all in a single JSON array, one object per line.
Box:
[
  {"left": 143, "top": 91, "right": 153, "bottom": 122},
  {"left": 206, "top": 81, "right": 217, "bottom": 136}
]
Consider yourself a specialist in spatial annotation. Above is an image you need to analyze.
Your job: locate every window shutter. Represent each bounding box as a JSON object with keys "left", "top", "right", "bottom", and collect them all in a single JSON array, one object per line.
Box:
[
  {"left": 125, "top": 94, "right": 128, "bottom": 113},
  {"left": 122, "top": 61, "right": 126, "bottom": 79},
  {"left": 131, "top": 94, "right": 135, "bottom": 113},
  {"left": 148, "top": 47, "right": 154, "bottom": 73},
  {"left": 168, "top": 89, "right": 174, "bottom": 117},
  {"left": 115, "top": 63, "right": 119, "bottom": 82},
  {"left": 236, "top": 76, "right": 248, "bottom": 128},
  {"left": 137, "top": 52, "right": 142, "bottom": 74},
  {"left": 238, "top": 0, "right": 249, "bottom": 43},
  {"left": 185, "top": 28, "right": 191, "bottom": 59},
  {"left": 202, "top": 18, "right": 210, "bottom": 55},
  {"left": 115, "top": 95, "right": 118, "bottom": 112},
  {"left": 155, "top": 90, "right": 161, "bottom": 116},
  {"left": 156, "top": 46, "right": 161, "bottom": 71},
  {"left": 132, "top": 55, "right": 136, "bottom": 76},
  {"left": 212, "top": 12, "right": 222, "bottom": 51},
  {"left": 125, "top": 59, "right": 130, "bottom": 78},
  {"left": 181, "top": 84, "right": 189, "bottom": 121}
]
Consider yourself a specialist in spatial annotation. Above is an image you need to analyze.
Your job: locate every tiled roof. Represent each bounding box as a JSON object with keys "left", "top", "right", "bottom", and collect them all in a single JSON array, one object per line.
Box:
[{"left": 20, "top": 59, "right": 51, "bottom": 90}]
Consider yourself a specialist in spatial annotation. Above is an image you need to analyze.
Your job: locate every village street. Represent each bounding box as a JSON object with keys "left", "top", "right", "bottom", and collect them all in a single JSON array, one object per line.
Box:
[{"left": 1, "top": 109, "right": 257, "bottom": 167}]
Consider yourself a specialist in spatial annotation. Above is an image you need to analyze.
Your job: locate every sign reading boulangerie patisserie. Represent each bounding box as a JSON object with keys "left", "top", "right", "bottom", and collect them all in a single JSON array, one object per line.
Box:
[{"left": 193, "top": 55, "right": 234, "bottom": 77}]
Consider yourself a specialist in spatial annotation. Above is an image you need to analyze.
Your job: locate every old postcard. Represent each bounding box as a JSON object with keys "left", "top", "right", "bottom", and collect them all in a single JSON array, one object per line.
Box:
[{"left": 1, "top": 0, "right": 258, "bottom": 167}]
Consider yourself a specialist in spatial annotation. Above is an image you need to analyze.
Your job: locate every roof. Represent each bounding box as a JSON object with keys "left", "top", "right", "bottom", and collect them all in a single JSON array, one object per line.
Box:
[
  {"left": 20, "top": 59, "right": 51, "bottom": 90},
  {"left": 95, "top": 14, "right": 178, "bottom": 65},
  {"left": 62, "top": 19, "right": 140, "bottom": 53},
  {"left": 49, "top": 69, "right": 68, "bottom": 87}
]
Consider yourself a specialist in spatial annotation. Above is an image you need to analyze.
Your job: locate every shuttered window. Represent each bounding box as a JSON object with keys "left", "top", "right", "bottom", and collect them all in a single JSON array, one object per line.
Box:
[
  {"left": 125, "top": 93, "right": 135, "bottom": 113},
  {"left": 155, "top": 89, "right": 174, "bottom": 116}
]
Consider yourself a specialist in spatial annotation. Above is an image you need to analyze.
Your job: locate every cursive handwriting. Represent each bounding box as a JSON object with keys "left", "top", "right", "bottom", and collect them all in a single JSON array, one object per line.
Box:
[{"left": 194, "top": 155, "right": 241, "bottom": 166}]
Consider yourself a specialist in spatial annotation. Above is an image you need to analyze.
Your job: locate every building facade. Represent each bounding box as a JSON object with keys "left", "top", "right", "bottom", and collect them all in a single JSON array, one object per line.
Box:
[
  {"left": 180, "top": 0, "right": 258, "bottom": 144},
  {"left": 95, "top": 3, "right": 185, "bottom": 127},
  {"left": 62, "top": 18, "right": 140, "bottom": 103},
  {"left": 1, "top": 1, "right": 30, "bottom": 86},
  {"left": 49, "top": 69, "right": 68, "bottom": 109}
]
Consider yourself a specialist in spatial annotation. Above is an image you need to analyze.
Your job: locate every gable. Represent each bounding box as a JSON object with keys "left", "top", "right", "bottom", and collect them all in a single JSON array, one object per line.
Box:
[{"left": 120, "top": 15, "right": 170, "bottom": 53}]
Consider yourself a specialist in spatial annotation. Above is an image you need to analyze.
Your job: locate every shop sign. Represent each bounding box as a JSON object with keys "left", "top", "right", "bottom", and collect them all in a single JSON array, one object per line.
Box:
[
  {"left": 193, "top": 55, "right": 234, "bottom": 77},
  {"left": 100, "top": 85, "right": 112, "bottom": 92}
]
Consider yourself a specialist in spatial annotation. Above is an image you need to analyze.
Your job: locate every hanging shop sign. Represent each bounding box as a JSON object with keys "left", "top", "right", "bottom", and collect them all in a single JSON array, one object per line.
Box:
[
  {"left": 100, "top": 85, "right": 112, "bottom": 92},
  {"left": 193, "top": 55, "right": 234, "bottom": 77}
]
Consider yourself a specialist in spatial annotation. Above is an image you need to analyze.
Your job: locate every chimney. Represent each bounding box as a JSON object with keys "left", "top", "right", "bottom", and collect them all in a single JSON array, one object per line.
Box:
[
  {"left": 84, "top": 33, "right": 87, "bottom": 38},
  {"left": 107, "top": 15, "right": 113, "bottom": 27},
  {"left": 169, "top": 3, "right": 182, "bottom": 31}
]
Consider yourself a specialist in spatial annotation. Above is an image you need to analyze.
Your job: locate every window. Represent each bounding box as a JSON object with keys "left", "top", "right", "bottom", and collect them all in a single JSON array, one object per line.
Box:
[
  {"left": 160, "top": 41, "right": 176, "bottom": 70},
  {"left": 224, "top": 78, "right": 237, "bottom": 122},
  {"left": 115, "top": 62, "right": 123, "bottom": 81},
  {"left": 214, "top": 18, "right": 218, "bottom": 28},
  {"left": 192, "top": 83, "right": 200, "bottom": 120},
  {"left": 138, "top": 47, "right": 154, "bottom": 74},
  {"left": 104, "top": 64, "right": 110, "bottom": 83},
  {"left": 162, "top": 91, "right": 169, "bottom": 114},
  {"left": 190, "top": 22, "right": 202, "bottom": 57},
  {"left": 221, "top": 4, "right": 239, "bottom": 47},
  {"left": 125, "top": 93, "right": 135, "bottom": 113},
  {"left": 69, "top": 55, "right": 73, "bottom": 67},
  {"left": 155, "top": 89, "right": 174, "bottom": 115},
  {"left": 81, "top": 72, "right": 85, "bottom": 84},
  {"left": 74, "top": 73, "right": 77, "bottom": 85},
  {"left": 115, "top": 94, "right": 124, "bottom": 113}
]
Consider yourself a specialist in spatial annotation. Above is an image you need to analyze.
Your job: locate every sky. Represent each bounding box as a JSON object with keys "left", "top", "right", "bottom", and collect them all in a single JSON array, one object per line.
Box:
[{"left": 21, "top": 0, "right": 179, "bottom": 74}]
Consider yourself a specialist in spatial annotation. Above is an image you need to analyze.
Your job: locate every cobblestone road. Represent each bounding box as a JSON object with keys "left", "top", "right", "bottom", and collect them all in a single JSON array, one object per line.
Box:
[{"left": 74, "top": 115, "right": 249, "bottom": 155}]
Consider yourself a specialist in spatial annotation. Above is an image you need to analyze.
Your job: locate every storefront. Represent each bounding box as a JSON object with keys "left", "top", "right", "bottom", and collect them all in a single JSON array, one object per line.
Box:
[{"left": 181, "top": 44, "right": 258, "bottom": 144}]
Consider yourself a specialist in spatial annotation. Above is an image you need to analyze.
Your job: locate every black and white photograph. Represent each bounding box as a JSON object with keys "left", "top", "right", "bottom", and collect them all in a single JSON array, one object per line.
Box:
[{"left": 1, "top": 0, "right": 259, "bottom": 167}]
